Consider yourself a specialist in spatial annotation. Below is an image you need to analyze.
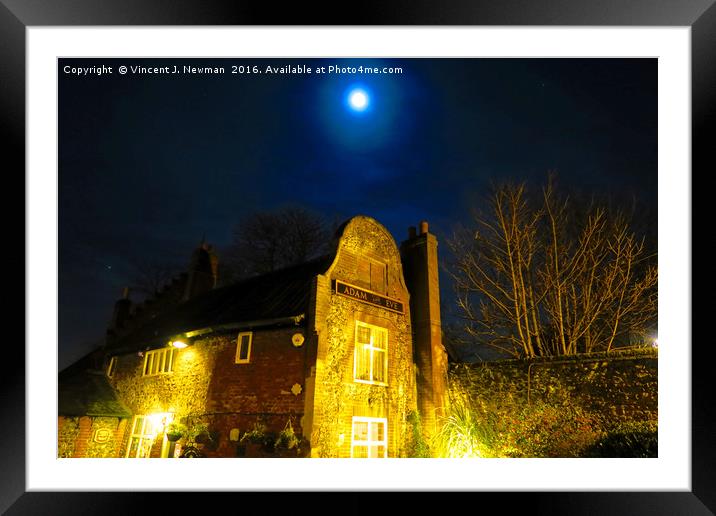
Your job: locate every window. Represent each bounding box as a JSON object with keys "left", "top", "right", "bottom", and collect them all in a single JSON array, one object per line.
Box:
[
  {"left": 370, "top": 261, "right": 386, "bottom": 293},
  {"left": 235, "top": 332, "right": 252, "bottom": 364},
  {"left": 354, "top": 321, "right": 387, "bottom": 385},
  {"left": 357, "top": 258, "right": 386, "bottom": 293},
  {"left": 106, "top": 356, "right": 117, "bottom": 377},
  {"left": 142, "top": 348, "right": 175, "bottom": 376},
  {"left": 351, "top": 417, "right": 387, "bottom": 458},
  {"left": 126, "top": 415, "right": 157, "bottom": 458}
]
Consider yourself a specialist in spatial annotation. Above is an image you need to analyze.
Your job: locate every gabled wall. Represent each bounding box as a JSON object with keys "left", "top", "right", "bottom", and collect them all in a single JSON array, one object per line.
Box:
[{"left": 306, "top": 216, "right": 418, "bottom": 457}]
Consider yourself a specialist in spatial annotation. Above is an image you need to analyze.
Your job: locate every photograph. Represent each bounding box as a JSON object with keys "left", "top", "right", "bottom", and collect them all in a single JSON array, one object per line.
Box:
[{"left": 57, "top": 57, "right": 658, "bottom": 460}]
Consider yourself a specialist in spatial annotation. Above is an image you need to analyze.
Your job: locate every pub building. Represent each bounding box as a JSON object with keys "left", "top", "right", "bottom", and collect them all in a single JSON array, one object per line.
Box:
[{"left": 58, "top": 215, "right": 448, "bottom": 458}]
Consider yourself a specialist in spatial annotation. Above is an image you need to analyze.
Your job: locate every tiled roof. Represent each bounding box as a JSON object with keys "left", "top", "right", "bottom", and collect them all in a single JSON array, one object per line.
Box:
[
  {"left": 106, "top": 255, "right": 332, "bottom": 354},
  {"left": 59, "top": 355, "right": 132, "bottom": 418}
]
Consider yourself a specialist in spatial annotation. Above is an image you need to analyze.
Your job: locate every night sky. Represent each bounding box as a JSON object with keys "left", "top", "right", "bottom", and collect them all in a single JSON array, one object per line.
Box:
[{"left": 59, "top": 58, "right": 657, "bottom": 370}]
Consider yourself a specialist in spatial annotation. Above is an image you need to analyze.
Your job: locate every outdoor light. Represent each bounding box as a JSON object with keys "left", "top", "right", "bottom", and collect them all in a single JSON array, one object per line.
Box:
[
  {"left": 347, "top": 88, "right": 369, "bottom": 111},
  {"left": 171, "top": 340, "right": 188, "bottom": 349},
  {"left": 149, "top": 412, "right": 174, "bottom": 435}
]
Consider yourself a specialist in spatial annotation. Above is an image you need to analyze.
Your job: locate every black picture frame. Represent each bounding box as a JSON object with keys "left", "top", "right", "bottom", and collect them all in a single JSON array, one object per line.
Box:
[{"left": 4, "top": 1, "right": 709, "bottom": 514}]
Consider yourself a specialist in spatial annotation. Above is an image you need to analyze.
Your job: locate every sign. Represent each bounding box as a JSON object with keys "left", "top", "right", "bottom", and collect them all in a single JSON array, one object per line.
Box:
[
  {"left": 333, "top": 280, "right": 404, "bottom": 314},
  {"left": 93, "top": 428, "right": 112, "bottom": 443}
]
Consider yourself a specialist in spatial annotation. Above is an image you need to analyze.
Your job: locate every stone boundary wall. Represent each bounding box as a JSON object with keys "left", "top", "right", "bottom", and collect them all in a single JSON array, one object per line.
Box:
[{"left": 450, "top": 349, "right": 658, "bottom": 427}]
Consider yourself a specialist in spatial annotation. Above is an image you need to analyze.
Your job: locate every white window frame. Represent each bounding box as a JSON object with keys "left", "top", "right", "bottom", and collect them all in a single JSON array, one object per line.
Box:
[
  {"left": 142, "top": 348, "right": 175, "bottom": 377},
  {"left": 106, "top": 356, "right": 117, "bottom": 377},
  {"left": 235, "top": 332, "right": 253, "bottom": 364},
  {"left": 125, "top": 415, "right": 156, "bottom": 458},
  {"left": 350, "top": 416, "right": 388, "bottom": 458},
  {"left": 353, "top": 321, "right": 388, "bottom": 386}
]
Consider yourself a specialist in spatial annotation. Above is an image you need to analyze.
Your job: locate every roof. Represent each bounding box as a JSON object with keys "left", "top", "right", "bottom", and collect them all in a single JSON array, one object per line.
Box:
[
  {"left": 59, "top": 355, "right": 132, "bottom": 418},
  {"left": 106, "top": 254, "right": 333, "bottom": 354}
]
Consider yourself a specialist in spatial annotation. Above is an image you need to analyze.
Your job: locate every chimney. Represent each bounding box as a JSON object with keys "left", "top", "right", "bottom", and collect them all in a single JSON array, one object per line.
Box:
[
  {"left": 400, "top": 221, "right": 448, "bottom": 438},
  {"left": 182, "top": 242, "right": 219, "bottom": 301},
  {"left": 107, "top": 287, "right": 132, "bottom": 336},
  {"left": 418, "top": 220, "right": 429, "bottom": 235}
]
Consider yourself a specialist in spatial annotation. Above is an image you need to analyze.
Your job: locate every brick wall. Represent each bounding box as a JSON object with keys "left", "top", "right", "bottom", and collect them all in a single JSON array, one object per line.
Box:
[{"left": 201, "top": 327, "right": 309, "bottom": 457}]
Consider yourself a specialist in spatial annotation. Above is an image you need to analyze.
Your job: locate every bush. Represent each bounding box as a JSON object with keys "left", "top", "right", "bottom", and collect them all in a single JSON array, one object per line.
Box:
[
  {"left": 504, "top": 404, "right": 603, "bottom": 457},
  {"left": 582, "top": 421, "right": 657, "bottom": 458},
  {"left": 431, "top": 393, "right": 498, "bottom": 458},
  {"left": 435, "top": 380, "right": 607, "bottom": 458},
  {"left": 405, "top": 411, "right": 431, "bottom": 458}
]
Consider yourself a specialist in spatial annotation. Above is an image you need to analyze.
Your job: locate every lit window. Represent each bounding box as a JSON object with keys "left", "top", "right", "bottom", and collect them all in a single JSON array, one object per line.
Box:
[
  {"left": 235, "top": 332, "right": 252, "bottom": 364},
  {"left": 351, "top": 417, "right": 387, "bottom": 458},
  {"left": 106, "top": 356, "right": 117, "bottom": 378},
  {"left": 143, "top": 348, "right": 175, "bottom": 376},
  {"left": 126, "top": 415, "right": 158, "bottom": 458},
  {"left": 354, "top": 321, "right": 387, "bottom": 385}
]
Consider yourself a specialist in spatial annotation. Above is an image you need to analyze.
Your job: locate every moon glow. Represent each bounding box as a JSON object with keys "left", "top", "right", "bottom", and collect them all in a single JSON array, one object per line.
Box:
[{"left": 348, "top": 89, "right": 369, "bottom": 111}]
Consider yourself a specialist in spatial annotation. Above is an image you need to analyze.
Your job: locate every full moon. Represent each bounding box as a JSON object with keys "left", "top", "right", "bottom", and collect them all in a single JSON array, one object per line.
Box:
[{"left": 348, "top": 89, "right": 369, "bottom": 111}]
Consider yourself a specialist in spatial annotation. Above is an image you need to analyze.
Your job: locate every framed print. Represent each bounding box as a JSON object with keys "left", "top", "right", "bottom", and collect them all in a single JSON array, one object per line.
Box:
[{"left": 4, "top": 0, "right": 711, "bottom": 514}]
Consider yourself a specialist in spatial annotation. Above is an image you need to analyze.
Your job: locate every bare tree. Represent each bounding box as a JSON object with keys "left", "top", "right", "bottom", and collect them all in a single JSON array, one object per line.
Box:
[
  {"left": 220, "top": 206, "right": 330, "bottom": 283},
  {"left": 128, "top": 259, "right": 183, "bottom": 300},
  {"left": 447, "top": 178, "right": 657, "bottom": 358}
]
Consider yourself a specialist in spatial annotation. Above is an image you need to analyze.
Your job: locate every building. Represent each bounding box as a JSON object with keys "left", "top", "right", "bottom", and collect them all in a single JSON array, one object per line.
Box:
[{"left": 58, "top": 215, "right": 448, "bottom": 458}]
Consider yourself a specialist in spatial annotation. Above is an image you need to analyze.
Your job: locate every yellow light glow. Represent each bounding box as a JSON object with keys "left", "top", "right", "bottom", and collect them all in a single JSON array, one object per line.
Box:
[
  {"left": 148, "top": 412, "right": 174, "bottom": 436},
  {"left": 178, "top": 347, "right": 196, "bottom": 362},
  {"left": 171, "top": 340, "right": 188, "bottom": 349}
]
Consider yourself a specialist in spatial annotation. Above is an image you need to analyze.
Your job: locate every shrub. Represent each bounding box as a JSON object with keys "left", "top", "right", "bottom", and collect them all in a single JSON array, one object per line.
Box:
[
  {"left": 582, "top": 421, "right": 657, "bottom": 458},
  {"left": 495, "top": 402, "right": 604, "bottom": 457},
  {"left": 435, "top": 378, "right": 606, "bottom": 458},
  {"left": 431, "top": 392, "right": 498, "bottom": 458},
  {"left": 405, "top": 410, "right": 431, "bottom": 458}
]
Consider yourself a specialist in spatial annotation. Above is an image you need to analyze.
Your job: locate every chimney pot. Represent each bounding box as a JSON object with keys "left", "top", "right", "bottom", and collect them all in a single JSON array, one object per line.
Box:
[
  {"left": 408, "top": 226, "right": 417, "bottom": 239},
  {"left": 419, "top": 220, "right": 429, "bottom": 235},
  {"left": 122, "top": 286, "right": 130, "bottom": 299}
]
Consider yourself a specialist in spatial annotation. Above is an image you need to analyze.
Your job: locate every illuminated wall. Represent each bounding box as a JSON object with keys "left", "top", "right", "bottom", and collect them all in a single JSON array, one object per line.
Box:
[
  {"left": 107, "top": 328, "right": 309, "bottom": 458},
  {"left": 57, "top": 416, "right": 128, "bottom": 458},
  {"left": 307, "top": 216, "right": 418, "bottom": 458},
  {"left": 109, "top": 337, "right": 219, "bottom": 457}
]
